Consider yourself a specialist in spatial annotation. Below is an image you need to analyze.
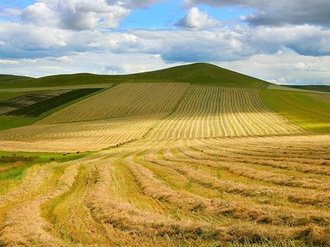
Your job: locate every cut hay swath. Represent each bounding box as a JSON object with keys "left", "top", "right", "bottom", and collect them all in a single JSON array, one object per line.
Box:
[
  {"left": 1, "top": 135, "right": 329, "bottom": 246},
  {"left": 146, "top": 86, "right": 305, "bottom": 140},
  {"left": 0, "top": 116, "right": 162, "bottom": 152},
  {"left": 0, "top": 80, "right": 329, "bottom": 246},
  {"left": 38, "top": 83, "right": 189, "bottom": 124},
  {"left": 0, "top": 85, "right": 306, "bottom": 152}
]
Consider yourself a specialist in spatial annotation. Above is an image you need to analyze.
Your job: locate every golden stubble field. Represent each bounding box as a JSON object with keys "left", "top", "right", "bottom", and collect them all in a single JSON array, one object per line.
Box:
[{"left": 0, "top": 83, "right": 329, "bottom": 246}]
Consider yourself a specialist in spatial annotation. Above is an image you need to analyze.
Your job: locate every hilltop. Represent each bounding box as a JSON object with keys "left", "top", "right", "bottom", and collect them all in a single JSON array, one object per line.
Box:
[
  {"left": 0, "top": 63, "right": 269, "bottom": 89},
  {"left": 0, "top": 74, "right": 34, "bottom": 87}
]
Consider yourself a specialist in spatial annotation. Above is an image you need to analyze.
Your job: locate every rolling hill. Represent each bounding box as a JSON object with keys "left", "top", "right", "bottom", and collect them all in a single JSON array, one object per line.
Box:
[
  {"left": 0, "top": 63, "right": 329, "bottom": 246},
  {"left": 0, "top": 63, "right": 269, "bottom": 89}
]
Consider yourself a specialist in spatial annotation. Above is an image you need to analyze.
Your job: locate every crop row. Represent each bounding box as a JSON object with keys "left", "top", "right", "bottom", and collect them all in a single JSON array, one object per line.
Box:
[
  {"left": 2, "top": 134, "right": 329, "bottom": 246},
  {"left": 0, "top": 116, "right": 161, "bottom": 152},
  {"left": 146, "top": 86, "right": 304, "bottom": 140},
  {"left": 0, "top": 85, "right": 308, "bottom": 153},
  {"left": 38, "top": 83, "right": 189, "bottom": 124}
]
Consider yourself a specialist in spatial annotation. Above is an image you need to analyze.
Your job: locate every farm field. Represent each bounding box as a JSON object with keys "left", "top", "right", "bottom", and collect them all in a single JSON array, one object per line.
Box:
[
  {"left": 260, "top": 90, "right": 330, "bottom": 133},
  {"left": 0, "top": 135, "right": 329, "bottom": 246},
  {"left": 146, "top": 86, "right": 304, "bottom": 140},
  {"left": 38, "top": 83, "right": 189, "bottom": 124},
  {"left": 0, "top": 63, "right": 330, "bottom": 246}
]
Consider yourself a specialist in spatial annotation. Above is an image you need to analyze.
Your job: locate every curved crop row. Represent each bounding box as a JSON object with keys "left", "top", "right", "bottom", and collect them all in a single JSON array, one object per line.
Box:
[
  {"left": 0, "top": 116, "right": 161, "bottom": 152},
  {"left": 38, "top": 83, "right": 189, "bottom": 124},
  {"left": 1, "top": 134, "right": 329, "bottom": 246},
  {"left": 146, "top": 86, "right": 304, "bottom": 140}
]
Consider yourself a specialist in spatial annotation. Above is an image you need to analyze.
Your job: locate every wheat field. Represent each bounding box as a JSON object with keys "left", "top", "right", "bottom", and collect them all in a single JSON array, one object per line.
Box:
[
  {"left": 146, "top": 86, "right": 304, "bottom": 140},
  {"left": 0, "top": 85, "right": 306, "bottom": 152},
  {"left": 0, "top": 82, "right": 329, "bottom": 246}
]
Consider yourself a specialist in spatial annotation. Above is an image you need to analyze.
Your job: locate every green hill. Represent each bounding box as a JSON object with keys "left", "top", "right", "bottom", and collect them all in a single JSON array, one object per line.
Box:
[
  {"left": 0, "top": 75, "right": 34, "bottom": 88},
  {"left": 288, "top": 85, "right": 330, "bottom": 93},
  {"left": 112, "top": 63, "right": 269, "bottom": 88},
  {"left": 0, "top": 63, "right": 269, "bottom": 89}
]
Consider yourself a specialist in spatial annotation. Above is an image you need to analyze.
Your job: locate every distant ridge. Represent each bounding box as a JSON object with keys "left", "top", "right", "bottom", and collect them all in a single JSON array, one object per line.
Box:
[
  {"left": 288, "top": 85, "right": 330, "bottom": 93},
  {"left": 0, "top": 63, "right": 297, "bottom": 89},
  {"left": 0, "top": 74, "right": 34, "bottom": 86},
  {"left": 114, "top": 63, "right": 269, "bottom": 88}
]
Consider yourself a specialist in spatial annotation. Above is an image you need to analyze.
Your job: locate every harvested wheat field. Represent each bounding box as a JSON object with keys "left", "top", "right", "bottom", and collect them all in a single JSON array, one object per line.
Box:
[
  {"left": 0, "top": 135, "right": 329, "bottom": 246},
  {"left": 0, "top": 64, "right": 330, "bottom": 246}
]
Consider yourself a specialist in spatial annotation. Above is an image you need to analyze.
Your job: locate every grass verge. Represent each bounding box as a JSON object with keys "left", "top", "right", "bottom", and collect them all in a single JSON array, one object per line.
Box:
[
  {"left": 259, "top": 90, "right": 330, "bottom": 133},
  {"left": 0, "top": 151, "right": 90, "bottom": 182}
]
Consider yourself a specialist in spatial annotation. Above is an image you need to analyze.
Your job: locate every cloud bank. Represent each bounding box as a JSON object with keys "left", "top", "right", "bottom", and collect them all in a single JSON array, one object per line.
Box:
[
  {"left": 0, "top": 0, "right": 329, "bottom": 85},
  {"left": 182, "top": 0, "right": 330, "bottom": 27}
]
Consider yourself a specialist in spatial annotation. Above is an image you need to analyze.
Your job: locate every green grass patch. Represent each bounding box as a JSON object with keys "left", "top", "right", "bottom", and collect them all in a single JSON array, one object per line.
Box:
[
  {"left": 259, "top": 90, "right": 330, "bottom": 133},
  {"left": 0, "top": 150, "right": 91, "bottom": 163},
  {"left": 0, "top": 91, "right": 29, "bottom": 101},
  {"left": 0, "top": 115, "right": 36, "bottom": 131},
  {"left": 0, "top": 151, "right": 90, "bottom": 182}
]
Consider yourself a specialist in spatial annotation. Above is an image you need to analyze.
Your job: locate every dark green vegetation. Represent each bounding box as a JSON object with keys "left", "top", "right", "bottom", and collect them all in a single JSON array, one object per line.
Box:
[
  {"left": 3, "top": 88, "right": 102, "bottom": 117},
  {"left": 0, "top": 88, "right": 103, "bottom": 131},
  {"left": 0, "top": 151, "right": 89, "bottom": 183},
  {"left": 259, "top": 90, "right": 330, "bottom": 133},
  {"left": 288, "top": 85, "right": 330, "bottom": 92}
]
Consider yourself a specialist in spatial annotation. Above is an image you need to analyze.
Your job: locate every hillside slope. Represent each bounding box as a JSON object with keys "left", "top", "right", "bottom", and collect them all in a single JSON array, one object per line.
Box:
[
  {"left": 0, "top": 75, "right": 34, "bottom": 88},
  {"left": 112, "top": 63, "right": 269, "bottom": 88},
  {"left": 0, "top": 63, "right": 269, "bottom": 89}
]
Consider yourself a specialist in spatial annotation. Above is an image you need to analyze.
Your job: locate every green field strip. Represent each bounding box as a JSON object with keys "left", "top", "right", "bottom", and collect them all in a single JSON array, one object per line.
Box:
[
  {"left": 5, "top": 88, "right": 103, "bottom": 118},
  {"left": 259, "top": 90, "right": 330, "bottom": 133},
  {"left": 0, "top": 91, "right": 31, "bottom": 102},
  {"left": 0, "top": 151, "right": 90, "bottom": 184},
  {"left": 0, "top": 88, "right": 106, "bottom": 131}
]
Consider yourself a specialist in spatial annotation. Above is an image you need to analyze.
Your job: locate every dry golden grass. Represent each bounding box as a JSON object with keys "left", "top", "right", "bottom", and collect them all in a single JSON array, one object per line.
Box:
[
  {"left": 0, "top": 115, "right": 162, "bottom": 152},
  {"left": 146, "top": 86, "right": 304, "bottom": 140},
  {"left": 0, "top": 85, "right": 306, "bottom": 152},
  {"left": 0, "top": 84, "right": 329, "bottom": 246},
  {"left": 38, "top": 83, "right": 189, "bottom": 124},
  {"left": 1, "top": 135, "right": 329, "bottom": 246}
]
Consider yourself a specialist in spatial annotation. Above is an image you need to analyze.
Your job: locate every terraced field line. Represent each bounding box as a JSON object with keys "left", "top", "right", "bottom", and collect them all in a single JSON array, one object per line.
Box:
[
  {"left": 0, "top": 115, "right": 162, "bottom": 152},
  {"left": 0, "top": 161, "right": 80, "bottom": 246},
  {"left": 146, "top": 86, "right": 304, "bottom": 140},
  {"left": 38, "top": 83, "right": 189, "bottom": 124}
]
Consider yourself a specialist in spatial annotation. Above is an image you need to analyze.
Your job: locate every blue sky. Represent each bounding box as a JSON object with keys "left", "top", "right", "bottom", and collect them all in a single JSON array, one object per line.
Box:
[{"left": 0, "top": 0, "right": 330, "bottom": 85}]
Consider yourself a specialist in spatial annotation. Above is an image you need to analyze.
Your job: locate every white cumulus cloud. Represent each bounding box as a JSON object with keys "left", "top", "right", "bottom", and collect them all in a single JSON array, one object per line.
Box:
[
  {"left": 21, "top": 2, "right": 58, "bottom": 26},
  {"left": 57, "top": 0, "right": 130, "bottom": 30},
  {"left": 19, "top": 0, "right": 131, "bottom": 31},
  {"left": 176, "top": 7, "right": 219, "bottom": 30}
]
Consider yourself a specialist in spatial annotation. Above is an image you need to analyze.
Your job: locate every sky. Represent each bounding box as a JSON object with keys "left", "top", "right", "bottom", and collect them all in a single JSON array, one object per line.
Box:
[{"left": 0, "top": 0, "right": 330, "bottom": 85}]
